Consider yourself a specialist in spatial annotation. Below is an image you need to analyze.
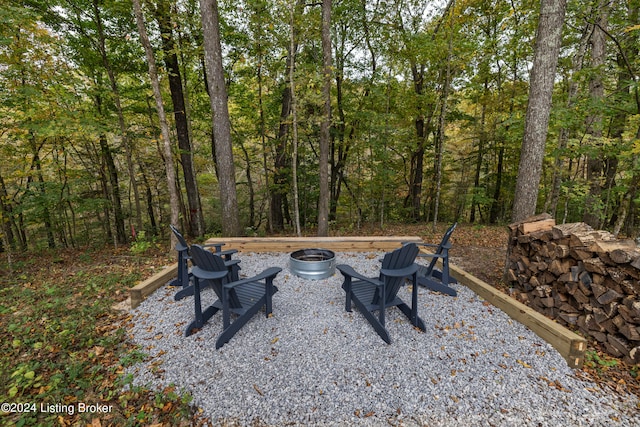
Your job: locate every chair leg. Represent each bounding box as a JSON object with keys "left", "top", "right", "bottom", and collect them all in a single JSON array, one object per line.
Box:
[
  {"left": 174, "top": 277, "right": 196, "bottom": 300},
  {"left": 216, "top": 295, "right": 267, "bottom": 349},
  {"left": 184, "top": 277, "right": 220, "bottom": 337},
  {"left": 417, "top": 276, "right": 457, "bottom": 296},
  {"left": 222, "top": 287, "right": 230, "bottom": 330},
  {"left": 378, "top": 283, "right": 386, "bottom": 330},
  {"left": 396, "top": 273, "right": 427, "bottom": 331},
  {"left": 265, "top": 278, "right": 275, "bottom": 316},
  {"left": 174, "top": 249, "right": 196, "bottom": 301},
  {"left": 395, "top": 301, "right": 427, "bottom": 331},
  {"left": 170, "top": 249, "right": 189, "bottom": 287},
  {"left": 411, "top": 272, "right": 418, "bottom": 323},
  {"left": 229, "top": 264, "right": 240, "bottom": 282},
  {"left": 343, "top": 277, "right": 353, "bottom": 312},
  {"left": 418, "top": 251, "right": 457, "bottom": 297},
  {"left": 351, "top": 297, "right": 391, "bottom": 344}
]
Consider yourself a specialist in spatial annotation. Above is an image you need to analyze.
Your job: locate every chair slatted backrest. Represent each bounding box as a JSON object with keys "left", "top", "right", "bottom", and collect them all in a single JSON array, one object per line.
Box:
[
  {"left": 170, "top": 224, "right": 189, "bottom": 252},
  {"left": 190, "top": 245, "right": 241, "bottom": 307},
  {"left": 378, "top": 243, "right": 418, "bottom": 303},
  {"left": 425, "top": 222, "right": 457, "bottom": 271}
]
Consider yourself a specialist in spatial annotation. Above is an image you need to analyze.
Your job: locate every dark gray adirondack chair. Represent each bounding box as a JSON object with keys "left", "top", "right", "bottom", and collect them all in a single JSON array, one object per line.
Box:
[
  {"left": 186, "top": 244, "right": 281, "bottom": 349},
  {"left": 412, "top": 222, "right": 458, "bottom": 296},
  {"left": 337, "top": 243, "right": 425, "bottom": 344},
  {"left": 169, "top": 225, "right": 240, "bottom": 301}
]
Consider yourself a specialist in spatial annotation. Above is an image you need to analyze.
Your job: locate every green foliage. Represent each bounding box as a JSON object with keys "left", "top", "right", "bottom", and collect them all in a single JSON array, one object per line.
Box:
[
  {"left": 585, "top": 350, "right": 619, "bottom": 370},
  {"left": 129, "top": 231, "right": 154, "bottom": 255},
  {"left": 1, "top": 0, "right": 639, "bottom": 246},
  {"left": 0, "top": 248, "right": 194, "bottom": 425}
]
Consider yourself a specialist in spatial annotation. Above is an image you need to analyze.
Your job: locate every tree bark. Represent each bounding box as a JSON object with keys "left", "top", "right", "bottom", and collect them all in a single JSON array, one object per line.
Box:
[
  {"left": 410, "top": 61, "right": 426, "bottom": 222},
  {"left": 92, "top": 0, "right": 142, "bottom": 238},
  {"left": 132, "top": 0, "right": 181, "bottom": 248},
  {"left": 272, "top": 50, "right": 294, "bottom": 232},
  {"left": 199, "top": 0, "right": 241, "bottom": 236},
  {"left": 289, "top": 0, "right": 302, "bottom": 236},
  {"left": 433, "top": 26, "right": 453, "bottom": 232},
  {"left": 583, "top": 1, "right": 609, "bottom": 228},
  {"left": 544, "top": 22, "right": 590, "bottom": 218},
  {"left": 155, "top": 0, "right": 204, "bottom": 237},
  {"left": 99, "top": 133, "right": 126, "bottom": 245},
  {"left": 511, "top": 0, "right": 567, "bottom": 223},
  {"left": 317, "top": 0, "right": 332, "bottom": 236},
  {"left": 0, "top": 172, "right": 16, "bottom": 251}
]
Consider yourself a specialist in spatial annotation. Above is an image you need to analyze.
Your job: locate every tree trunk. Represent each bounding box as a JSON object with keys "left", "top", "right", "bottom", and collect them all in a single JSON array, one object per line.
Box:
[
  {"left": 0, "top": 172, "right": 16, "bottom": 251},
  {"left": 271, "top": 56, "right": 294, "bottom": 232},
  {"left": 489, "top": 141, "right": 504, "bottom": 223},
  {"left": 433, "top": 29, "right": 453, "bottom": 232},
  {"left": 511, "top": 0, "right": 567, "bottom": 223},
  {"left": 132, "top": 0, "right": 181, "bottom": 248},
  {"left": 544, "top": 23, "right": 590, "bottom": 218},
  {"left": 410, "top": 63, "right": 426, "bottom": 222},
  {"left": 155, "top": 0, "right": 204, "bottom": 237},
  {"left": 317, "top": 0, "right": 332, "bottom": 237},
  {"left": 583, "top": 1, "right": 609, "bottom": 228},
  {"left": 331, "top": 44, "right": 348, "bottom": 222},
  {"left": 28, "top": 135, "right": 55, "bottom": 248},
  {"left": 239, "top": 141, "right": 256, "bottom": 227},
  {"left": 471, "top": 81, "right": 488, "bottom": 223},
  {"left": 289, "top": 0, "right": 302, "bottom": 237},
  {"left": 99, "top": 133, "right": 126, "bottom": 245},
  {"left": 92, "top": 0, "right": 142, "bottom": 238},
  {"left": 199, "top": 0, "right": 241, "bottom": 236}
]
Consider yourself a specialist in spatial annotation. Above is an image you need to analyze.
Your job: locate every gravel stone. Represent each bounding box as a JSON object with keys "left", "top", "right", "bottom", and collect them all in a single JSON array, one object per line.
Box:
[{"left": 126, "top": 252, "right": 639, "bottom": 426}]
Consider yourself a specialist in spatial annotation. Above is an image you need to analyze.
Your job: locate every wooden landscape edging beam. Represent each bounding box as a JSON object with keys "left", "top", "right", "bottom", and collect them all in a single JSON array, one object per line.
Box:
[
  {"left": 448, "top": 263, "right": 587, "bottom": 369},
  {"left": 203, "top": 236, "right": 423, "bottom": 252},
  {"left": 129, "top": 263, "right": 178, "bottom": 309}
]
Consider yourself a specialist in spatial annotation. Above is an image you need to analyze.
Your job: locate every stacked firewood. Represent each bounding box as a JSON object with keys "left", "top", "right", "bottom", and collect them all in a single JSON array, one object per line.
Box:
[{"left": 506, "top": 214, "right": 640, "bottom": 364}]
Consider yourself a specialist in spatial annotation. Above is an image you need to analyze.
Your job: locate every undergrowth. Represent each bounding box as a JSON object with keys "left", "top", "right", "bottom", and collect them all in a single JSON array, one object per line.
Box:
[{"left": 0, "top": 246, "right": 204, "bottom": 426}]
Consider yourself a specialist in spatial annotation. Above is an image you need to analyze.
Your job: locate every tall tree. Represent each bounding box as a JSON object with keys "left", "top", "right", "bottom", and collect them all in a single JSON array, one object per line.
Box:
[
  {"left": 317, "top": 0, "right": 332, "bottom": 236},
  {"left": 132, "top": 0, "right": 180, "bottom": 247},
  {"left": 511, "top": 0, "right": 567, "bottom": 222},
  {"left": 583, "top": 0, "right": 610, "bottom": 228},
  {"left": 154, "top": 0, "right": 205, "bottom": 237},
  {"left": 91, "top": 0, "right": 143, "bottom": 238},
  {"left": 289, "top": 0, "right": 302, "bottom": 237},
  {"left": 432, "top": 0, "right": 455, "bottom": 231},
  {"left": 199, "top": 0, "right": 241, "bottom": 236}
]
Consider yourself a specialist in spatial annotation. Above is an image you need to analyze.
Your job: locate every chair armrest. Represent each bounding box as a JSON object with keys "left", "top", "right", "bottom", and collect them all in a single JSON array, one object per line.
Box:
[
  {"left": 336, "top": 264, "right": 381, "bottom": 286},
  {"left": 417, "top": 252, "right": 444, "bottom": 259},
  {"left": 217, "top": 249, "right": 238, "bottom": 257},
  {"left": 224, "top": 259, "right": 241, "bottom": 268},
  {"left": 203, "top": 243, "right": 238, "bottom": 257},
  {"left": 223, "top": 267, "right": 282, "bottom": 289},
  {"left": 191, "top": 266, "right": 229, "bottom": 281},
  {"left": 202, "top": 242, "right": 225, "bottom": 252},
  {"left": 416, "top": 243, "right": 438, "bottom": 249},
  {"left": 380, "top": 263, "right": 419, "bottom": 278}
]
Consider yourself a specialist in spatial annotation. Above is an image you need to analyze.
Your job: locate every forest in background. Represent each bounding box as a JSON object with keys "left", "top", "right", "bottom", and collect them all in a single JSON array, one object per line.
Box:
[{"left": 1, "top": 0, "right": 639, "bottom": 252}]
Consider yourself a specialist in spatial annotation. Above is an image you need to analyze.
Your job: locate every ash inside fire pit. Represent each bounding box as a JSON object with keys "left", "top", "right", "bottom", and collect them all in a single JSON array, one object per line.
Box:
[{"left": 289, "top": 248, "right": 336, "bottom": 280}]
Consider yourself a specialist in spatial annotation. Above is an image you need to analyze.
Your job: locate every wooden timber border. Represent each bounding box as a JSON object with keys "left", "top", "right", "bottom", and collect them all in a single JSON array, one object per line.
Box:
[
  {"left": 203, "top": 235, "right": 423, "bottom": 252},
  {"left": 128, "top": 263, "right": 178, "bottom": 309},
  {"left": 125, "top": 236, "right": 586, "bottom": 368}
]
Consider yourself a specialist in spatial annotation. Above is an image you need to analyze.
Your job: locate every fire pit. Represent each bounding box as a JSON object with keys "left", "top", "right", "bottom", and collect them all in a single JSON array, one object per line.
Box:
[{"left": 289, "top": 248, "right": 336, "bottom": 280}]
